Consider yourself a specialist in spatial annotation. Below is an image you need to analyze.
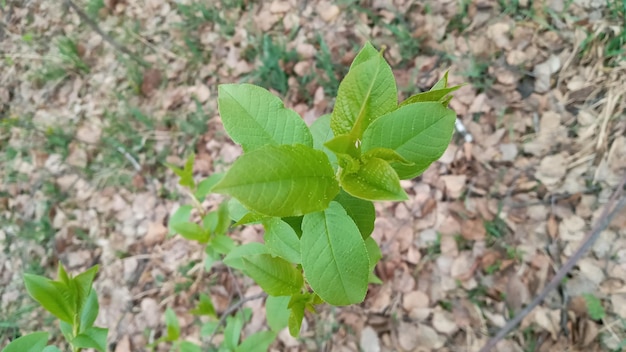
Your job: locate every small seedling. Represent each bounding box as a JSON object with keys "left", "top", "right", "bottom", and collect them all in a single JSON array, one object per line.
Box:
[
  {"left": 1, "top": 264, "right": 107, "bottom": 352},
  {"left": 167, "top": 41, "right": 460, "bottom": 347}
]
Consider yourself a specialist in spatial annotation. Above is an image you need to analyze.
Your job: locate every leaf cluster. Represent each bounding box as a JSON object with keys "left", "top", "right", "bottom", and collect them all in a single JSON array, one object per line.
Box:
[
  {"left": 3, "top": 265, "right": 107, "bottom": 352},
  {"left": 165, "top": 41, "right": 459, "bottom": 345}
]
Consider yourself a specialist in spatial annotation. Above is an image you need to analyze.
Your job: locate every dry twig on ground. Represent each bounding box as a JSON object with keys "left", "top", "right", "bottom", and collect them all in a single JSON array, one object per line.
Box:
[{"left": 480, "top": 174, "right": 626, "bottom": 351}]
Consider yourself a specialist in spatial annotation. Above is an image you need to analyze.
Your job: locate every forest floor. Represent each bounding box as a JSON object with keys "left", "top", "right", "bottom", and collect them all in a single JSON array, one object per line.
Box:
[{"left": 1, "top": 0, "right": 626, "bottom": 351}]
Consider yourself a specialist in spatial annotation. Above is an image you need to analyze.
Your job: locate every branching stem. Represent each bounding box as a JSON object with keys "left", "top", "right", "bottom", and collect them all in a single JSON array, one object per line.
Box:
[
  {"left": 480, "top": 174, "right": 626, "bottom": 351},
  {"left": 206, "top": 293, "right": 267, "bottom": 346},
  {"left": 64, "top": 0, "right": 149, "bottom": 67}
]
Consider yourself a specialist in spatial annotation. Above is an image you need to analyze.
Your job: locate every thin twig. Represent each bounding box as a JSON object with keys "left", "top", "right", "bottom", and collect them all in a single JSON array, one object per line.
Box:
[
  {"left": 479, "top": 174, "right": 626, "bottom": 352},
  {"left": 206, "top": 293, "right": 267, "bottom": 346},
  {"left": 64, "top": 0, "right": 149, "bottom": 67}
]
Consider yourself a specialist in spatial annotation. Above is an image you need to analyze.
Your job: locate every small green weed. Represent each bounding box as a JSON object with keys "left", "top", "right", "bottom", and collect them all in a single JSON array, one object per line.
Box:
[
  {"left": 31, "top": 36, "right": 89, "bottom": 85},
  {"left": 426, "top": 233, "right": 442, "bottom": 256},
  {"left": 484, "top": 215, "right": 508, "bottom": 242},
  {"left": 583, "top": 293, "right": 606, "bottom": 320},
  {"left": 246, "top": 35, "right": 297, "bottom": 96},
  {"left": 314, "top": 34, "right": 343, "bottom": 97},
  {"left": 505, "top": 246, "right": 524, "bottom": 261},
  {"left": 86, "top": 0, "right": 104, "bottom": 18},
  {"left": 461, "top": 56, "right": 495, "bottom": 93},
  {"left": 173, "top": 1, "right": 236, "bottom": 62},
  {"left": 57, "top": 36, "right": 90, "bottom": 74},
  {"left": 447, "top": 0, "right": 471, "bottom": 33}
]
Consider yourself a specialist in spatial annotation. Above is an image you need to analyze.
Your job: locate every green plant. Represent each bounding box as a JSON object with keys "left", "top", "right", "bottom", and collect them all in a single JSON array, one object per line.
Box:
[
  {"left": 583, "top": 293, "right": 606, "bottom": 321},
  {"left": 31, "top": 36, "right": 89, "bottom": 85},
  {"left": 247, "top": 35, "right": 298, "bottom": 96},
  {"left": 1, "top": 264, "right": 107, "bottom": 352},
  {"left": 85, "top": 0, "right": 104, "bottom": 18},
  {"left": 167, "top": 41, "right": 460, "bottom": 347}
]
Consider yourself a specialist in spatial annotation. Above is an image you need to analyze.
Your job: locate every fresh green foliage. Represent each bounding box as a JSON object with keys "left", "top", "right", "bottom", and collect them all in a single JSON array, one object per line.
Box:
[
  {"left": 301, "top": 202, "right": 369, "bottom": 305},
  {"left": 85, "top": 0, "right": 104, "bottom": 18},
  {"left": 246, "top": 35, "right": 298, "bottom": 96},
  {"left": 583, "top": 293, "right": 606, "bottom": 321},
  {"left": 167, "top": 41, "right": 459, "bottom": 346},
  {"left": 2, "top": 265, "right": 107, "bottom": 352},
  {"left": 218, "top": 84, "right": 313, "bottom": 152}
]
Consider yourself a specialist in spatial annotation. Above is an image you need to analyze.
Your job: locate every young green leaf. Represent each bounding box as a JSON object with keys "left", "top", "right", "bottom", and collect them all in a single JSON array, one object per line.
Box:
[
  {"left": 179, "top": 341, "right": 202, "bottom": 352},
  {"left": 288, "top": 300, "right": 305, "bottom": 337},
  {"left": 263, "top": 218, "right": 301, "bottom": 264},
  {"left": 212, "top": 144, "right": 339, "bottom": 217},
  {"left": 361, "top": 102, "right": 456, "bottom": 179},
  {"left": 164, "top": 308, "right": 181, "bottom": 341},
  {"left": 79, "top": 290, "right": 99, "bottom": 331},
  {"left": 431, "top": 70, "right": 450, "bottom": 90},
  {"left": 1, "top": 331, "right": 49, "bottom": 352},
  {"left": 210, "top": 234, "right": 235, "bottom": 254},
  {"left": 223, "top": 314, "right": 244, "bottom": 351},
  {"left": 165, "top": 154, "right": 195, "bottom": 189},
  {"left": 349, "top": 41, "right": 379, "bottom": 69},
  {"left": 309, "top": 114, "right": 337, "bottom": 170},
  {"left": 340, "top": 157, "right": 408, "bottom": 201},
  {"left": 171, "top": 222, "right": 208, "bottom": 243},
  {"left": 223, "top": 242, "right": 269, "bottom": 271},
  {"left": 71, "top": 327, "right": 108, "bottom": 352},
  {"left": 301, "top": 202, "right": 369, "bottom": 305},
  {"left": 71, "top": 265, "right": 98, "bottom": 317},
  {"left": 365, "top": 237, "right": 382, "bottom": 272},
  {"left": 583, "top": 293, "right": 605, "bottom": 320},
  {"left": 200, "top": 321, "right": 219, "bottom": 336},
  {"left": 333, "top": 190, "right": 375, "bottom": 239},
  {"left": 218, "top": 84, "right": 313, "bottom": 151},
  {"left": 59, "top": 321, "right": 73, "bottom": 345},
  {"left": 57, "top": 263, "right": 70, "bottom": 286},
  {"left": 42, "top": 346, "right": 62, "bottom": 352},
  {"left": 194, "top": 173, "right": 224, "bottom": 201},
  {"left": 228, "top": 198, "right": 271, "bottom": 225},
  {"left": 242, "top": 254, "right": 303, "bottom": 296},
  {"left": 331, "top": 43, "right": 397, "bottom": 138},
  {"left": 399, "top": 86, "right": 461, "bottom": 107},
  {"left": 168, "top": 205, "right": 193, "bottom": 236},
  {"left": 23, "top": 274, "right": 74, "bottom": 323},
  {"left": 235, "top": 331, "right": 277, "bottom": 352},
  {"left": 265, "top": 295, "right": 290, "bottom": 332},
  {"left": 191, "top": 293, "right": 216, "bottom": 317},
  {"left": 215, "top": 202, "right": 231, "bottom": 235},
  {"left": 366, "top": 236, "right": 383, "bottom": 284},
  {"left": 324, "top": 134, "right": 359, "bottom": 159},
  {"left": 362, "top": 147, "right": 413, "bottom": 165},
  {"left": 286, "top": 293, "right": 315, "bottom": 337}
]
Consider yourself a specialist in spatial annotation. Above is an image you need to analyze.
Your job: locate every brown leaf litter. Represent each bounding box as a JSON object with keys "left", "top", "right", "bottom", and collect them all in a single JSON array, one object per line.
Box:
[{"left": 1, "top": 1, "right": 626, "bottom": 351}]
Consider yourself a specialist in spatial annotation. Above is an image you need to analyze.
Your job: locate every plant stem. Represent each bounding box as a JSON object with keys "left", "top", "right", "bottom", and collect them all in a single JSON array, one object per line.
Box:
[
  {"left": 64, "top": 0, "right": 149, "bottom": 67},
  {"left": 206, "top": 293, "right": 267, "bottom": 347}
]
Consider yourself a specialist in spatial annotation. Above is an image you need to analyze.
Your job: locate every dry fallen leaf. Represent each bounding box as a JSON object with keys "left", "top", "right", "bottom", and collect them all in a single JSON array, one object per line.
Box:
[
  {"left": 317, "top": 3, "right": 341, "bottom": 22},
  {"left": 415, "top": 323, "right": 446, "bottom": 350},
  {"left": 114, "top": 335, "right": 131, "bottom": 352},
  {"left": 533, "top": 55, "right": 561, "bottom": 93},
  {"left": 536, "top": 153, "right": 568, "bottom": 191},
  {"left": 144, "top": 222, "right": 167, "bottom": 246},
  {"left": 432, "top": 309, "right": 458, "bottom": 335},
  {"left": 440, "top": 175, "right": 467, "bottom": 199},
  {"left": 360, "top": 326, "right": 381, "bottom": 352},
  {"left": 141, "top": 68, "right": 162, "bottom": 97},
  {"left": 76, "top": 123, "right": 102, "bottom": 144},
  {"left": 487, "top": 22, "right": 512, "bottom": 49},
  {"left": 461, "top": 218, "right": 487, "bottom": 241},
  {"left": 505, "top": 275, "right": 530, "bottom": 313},
  {"left": 397, "top": 321, "right": 419, "bottom": 351}
]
